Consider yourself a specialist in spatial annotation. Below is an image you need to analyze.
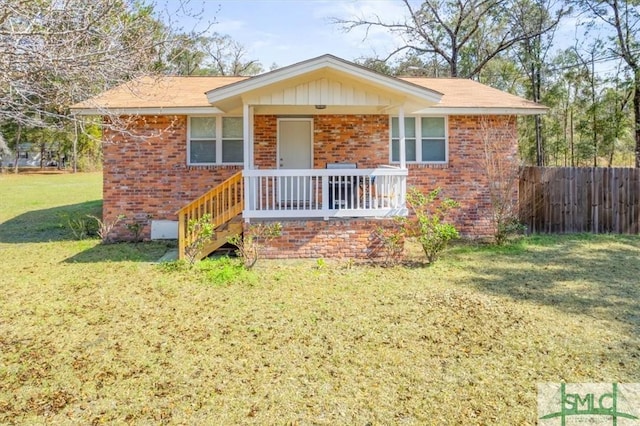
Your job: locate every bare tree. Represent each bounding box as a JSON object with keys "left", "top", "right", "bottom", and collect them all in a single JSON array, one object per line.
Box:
[
  {"left": 514, "top": 0, "right": 567, "bottom": 166},
  {"left": 0, "top": 0, "right": 206, "bottom": 129},
  {"left": 163, "top": 32, "right": 264, "bottom": 76},
  {"left": 334, "top": 0, "right": 566, "bottom": 78},
  {"left": 164, "top": 32, "right": 209, "bottom": 76},
  {"left": 480, "top": 116, "right": 523, "bottom": 243},
  {"left": 0, "top": 0, "right": 212, "bottom": 172},
  {"left": 203, "top": 33, "right": 263, "bottom": 76},
  {"left": 575, "top": 0, "right": 640, "bottom": 167}
]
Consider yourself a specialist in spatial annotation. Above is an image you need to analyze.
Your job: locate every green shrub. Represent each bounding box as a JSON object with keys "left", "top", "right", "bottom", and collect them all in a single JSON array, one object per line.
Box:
[
  {"left": 184, "top": 214, "right": 214, "bottom": 265},
  {"left": 65, "top": 214, "right": 99, "bottom": 240},
  {"left": 228, "top": 222, "right": 282, "bottom": 269},
  {"left": 495, "top": 217, "right": 526, "bottom": 245},
  {"left": 87, "top": 214, "right": 125, "bottom": 243},
  {"left": 400, "top": 187, "right": 460, "bottom": 263}
]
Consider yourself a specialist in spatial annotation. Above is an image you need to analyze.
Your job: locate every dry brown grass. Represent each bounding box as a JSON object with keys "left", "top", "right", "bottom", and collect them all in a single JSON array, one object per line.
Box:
[{"left": 2, "top": 173, "right": 640, "bottom": 424}]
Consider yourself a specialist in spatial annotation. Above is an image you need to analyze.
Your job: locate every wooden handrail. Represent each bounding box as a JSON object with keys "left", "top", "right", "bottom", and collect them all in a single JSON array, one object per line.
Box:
[{"left": 177, "top": 171, "right": 244, "bottom": 260}]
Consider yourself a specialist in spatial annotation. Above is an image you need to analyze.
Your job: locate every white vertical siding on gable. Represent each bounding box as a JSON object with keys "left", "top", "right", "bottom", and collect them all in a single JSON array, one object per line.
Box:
[
  {"left": 331, "top": 82, "right": 342, "bottom": 104},
  {"left": 271, "top": 90, "right": 284, "bottom": 104},
  {"left": 344, "top": 85, "right": 354, "bottom": 104},
  {"left": 246, "top": 77, "right": 393, "bottom": 106},
  {"left": 283, "top": 87, "right": 296, "bottom": 103},
  {"left": 320, "top": 78, "right": 329, "bottom": 104},
  {"left": 296, "top": 84, "right": 307, "bottom": 104},
  {"left": 308, "top": 80, "right": 317, "bottom": 104}
]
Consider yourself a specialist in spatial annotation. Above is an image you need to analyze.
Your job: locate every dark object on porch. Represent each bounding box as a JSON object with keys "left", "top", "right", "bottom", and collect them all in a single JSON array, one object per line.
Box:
[{"left": 326, "top": 162, "right": 357, "bottom": 209}]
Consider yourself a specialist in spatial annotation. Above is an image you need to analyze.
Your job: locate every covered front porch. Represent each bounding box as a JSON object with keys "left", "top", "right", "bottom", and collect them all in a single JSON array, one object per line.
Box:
[
  {"left": 223, "top": 56, "right": 442, "bottom": 222},
  {"left": 177, "top": 55, "right": 443, "bottom": 259}
]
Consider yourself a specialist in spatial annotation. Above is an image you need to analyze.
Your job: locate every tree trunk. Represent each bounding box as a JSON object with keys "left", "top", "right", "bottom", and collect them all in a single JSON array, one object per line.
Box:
[
  {"left": 13, "top": 124, "right": 21, "bottom": 174},
  {"left": 635, "top": 69, "right": 640, "bottom": 168},
  {"left": 570, "top": 107, "right": 575, "bottom": 167},
  {"left": 532, "top": 63, "right": 544, "bottom": 166},
  {"left": 535, "top": 115, "right": 544, "bottom": 166},
  {"left": 591, "top": 58, "right": 597, "bottom": 167},
  {"left": 39, "top": 143, "right": 45, "bottom": 169}
]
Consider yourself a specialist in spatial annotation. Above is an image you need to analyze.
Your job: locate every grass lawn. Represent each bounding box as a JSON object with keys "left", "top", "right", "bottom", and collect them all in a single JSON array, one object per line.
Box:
[{"left": 1, "top": 172, "right": 640, "bottom": 424}]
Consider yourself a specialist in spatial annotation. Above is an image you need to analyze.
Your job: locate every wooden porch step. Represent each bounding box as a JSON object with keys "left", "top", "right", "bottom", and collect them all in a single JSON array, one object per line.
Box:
[
  {"left": 198, "top": 220, "right": 243, "bottom": 260},
  {"left": 177, "top": 171, "right": 244, "bottom": 260}
]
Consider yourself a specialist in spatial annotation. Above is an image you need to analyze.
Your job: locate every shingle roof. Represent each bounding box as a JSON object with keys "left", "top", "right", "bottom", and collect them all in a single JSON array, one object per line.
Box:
[
  {"left": 72, "top": 76, "right": 247, "bottom": 110},
  {"left": 71, "top": 74, "right": 545, "bottom": 113},
  {"left": 400, "top": 77, "right": 544, "bottom": 110}
]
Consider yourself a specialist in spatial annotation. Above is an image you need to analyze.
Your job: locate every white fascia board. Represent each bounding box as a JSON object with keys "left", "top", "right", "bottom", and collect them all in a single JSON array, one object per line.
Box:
[
  {"left": 71, "top": 106, "right": 224, "bottom": 116},
  {"left": 206, "top": 54, "right": 442, "bottom": 105},
  {"left": 413, "top": 107, "right": 548, "bottom": 116}
]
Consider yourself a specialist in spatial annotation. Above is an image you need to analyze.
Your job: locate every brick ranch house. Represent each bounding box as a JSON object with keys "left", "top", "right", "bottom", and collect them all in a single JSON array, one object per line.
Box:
[{"left": 71, "top": 54, "right": 545, "bottom": 260}]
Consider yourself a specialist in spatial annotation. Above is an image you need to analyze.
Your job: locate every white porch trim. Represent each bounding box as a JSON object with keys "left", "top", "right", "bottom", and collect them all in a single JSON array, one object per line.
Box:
[
  {"left": 243, "top": 167, "right": 408, "bottom": 221},
  {"left": 243, "top": 103, "right": 252, "bottom": 222},
  {"left": 399, "top": 105, "right": 406, "bottom": 169}
]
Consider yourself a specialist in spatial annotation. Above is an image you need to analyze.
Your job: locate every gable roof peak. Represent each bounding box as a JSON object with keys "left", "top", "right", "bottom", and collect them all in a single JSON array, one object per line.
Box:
[{"left": 205, "top": 54, "right": 443, "bottom": 107}]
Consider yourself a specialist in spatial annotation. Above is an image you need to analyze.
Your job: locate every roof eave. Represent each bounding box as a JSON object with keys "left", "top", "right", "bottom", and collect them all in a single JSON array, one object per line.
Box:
[
  {"left": 414, "top": 107, "right": 548, "bottom": 116},
  {"left": 70, "top": 106, "right": 224, "bottom": 116}
]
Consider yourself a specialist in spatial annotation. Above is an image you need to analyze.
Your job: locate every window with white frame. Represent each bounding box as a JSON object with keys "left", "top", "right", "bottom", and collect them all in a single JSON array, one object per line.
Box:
[
  {"left": 391, "top": 116, "right": 447, "bottom": 163},
  {"left": 188, "top": 116, "right": 244, "bottom": 165}
]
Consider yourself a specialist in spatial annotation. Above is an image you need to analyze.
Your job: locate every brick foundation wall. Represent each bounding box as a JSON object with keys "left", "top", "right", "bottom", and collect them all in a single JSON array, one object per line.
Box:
[
  {"left": 246, "top": 218, "right": 398, "bottom": 260},
  {"left": 102, "top": 113, "right": 517, "bottom": 246}
]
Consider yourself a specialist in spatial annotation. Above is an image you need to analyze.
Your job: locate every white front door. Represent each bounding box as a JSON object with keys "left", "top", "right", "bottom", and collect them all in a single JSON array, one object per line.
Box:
[{"left": 278, "top": 118, "right": 313, "bottom": 204}]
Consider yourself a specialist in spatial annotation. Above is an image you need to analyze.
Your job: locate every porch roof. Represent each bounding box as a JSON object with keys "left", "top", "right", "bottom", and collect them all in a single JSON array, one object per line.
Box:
[{"left": 205, "top": 54, "right": 443, "bottom": 114}]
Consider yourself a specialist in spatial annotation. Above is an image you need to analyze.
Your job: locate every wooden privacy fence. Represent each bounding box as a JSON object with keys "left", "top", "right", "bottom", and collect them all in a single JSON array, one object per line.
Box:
[{"left": 519, "top": 166, "right": 640, "bottom": 234}]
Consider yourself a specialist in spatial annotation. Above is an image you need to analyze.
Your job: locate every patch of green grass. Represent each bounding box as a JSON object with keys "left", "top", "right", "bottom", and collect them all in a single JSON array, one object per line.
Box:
[
  {"left": 197, "top": 256, "right": 258, "bottom": 286},
  {"left": 0, "top": 172, "right": 102, "bottom": 242},
  {"left": 158, "top": 256, "right": 257, "bottom": 286},
  {"left": 1, "top": 172, "right": 640, "bottom": 424}
]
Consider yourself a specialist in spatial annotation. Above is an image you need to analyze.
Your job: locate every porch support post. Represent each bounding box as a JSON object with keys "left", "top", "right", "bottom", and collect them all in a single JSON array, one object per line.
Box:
[
  {"left": 398, "top": 106, "right": 406, "bottom": 169},
  {"left": 243, "top": 103, "right": 252, "bottom": 221},
  {"left": 243, "top": 103, "right": 251, "bottom": 170},
  {"left": 398, "top": 105, "right": 407, "bottom": 207}
]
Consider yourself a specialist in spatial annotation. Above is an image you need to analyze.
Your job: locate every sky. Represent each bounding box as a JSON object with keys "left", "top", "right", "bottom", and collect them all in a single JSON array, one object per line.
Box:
[
  {"left": 163, "top": 0, "right": 408, "bottom": 68},
  {"left": 160, "top": 0, "right": 615, "bottom": 76}
]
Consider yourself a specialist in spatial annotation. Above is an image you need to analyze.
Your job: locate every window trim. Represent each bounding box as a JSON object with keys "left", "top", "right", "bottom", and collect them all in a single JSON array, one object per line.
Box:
[
  {"left": 389, "top": 115, "right": 448, "bottom": 165},
  {"left": 187, "top": 115, "right": 244, "bottom": 166}
]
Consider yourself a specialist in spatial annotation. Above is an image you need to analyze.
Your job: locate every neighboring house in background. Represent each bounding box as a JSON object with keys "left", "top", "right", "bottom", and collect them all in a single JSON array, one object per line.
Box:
[
  {"left": 71, "top": 54, "right": 545, "bottom": 260},
  {"left": 0, "top": 143, "right": 62, "bottom": 168}
]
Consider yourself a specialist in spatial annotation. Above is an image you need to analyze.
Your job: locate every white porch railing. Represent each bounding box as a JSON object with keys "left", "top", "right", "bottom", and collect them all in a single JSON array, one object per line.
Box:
[{"left": 243, "top": 167, "right": 408, "bottom": 219}]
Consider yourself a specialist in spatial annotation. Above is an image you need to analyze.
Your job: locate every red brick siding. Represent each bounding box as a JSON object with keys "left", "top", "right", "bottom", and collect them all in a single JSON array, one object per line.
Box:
[
  {"left": 313, "top": 115, "right": 389, "bottom": 168},
  {"left": 253, "top": 115, "right": 389, "bottom": 169},
  {"left": 102, "top": 115, "right": 240, "bottom": 240},
  {"left": 253, "top": 115, "right": 277, "bottom": 169},
  {"left": 102, "top": 113, "right": 517, "bottom": 247},
  {"left": 405, "top": 115, "right": 517, "bottom": 238}
]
